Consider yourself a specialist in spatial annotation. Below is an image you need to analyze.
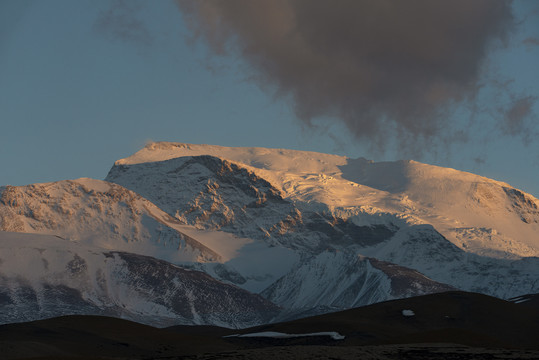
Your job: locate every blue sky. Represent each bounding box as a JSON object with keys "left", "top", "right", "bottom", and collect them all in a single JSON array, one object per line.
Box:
[{"left": 1, "top": 0, "right": 538, "bottom": 197}]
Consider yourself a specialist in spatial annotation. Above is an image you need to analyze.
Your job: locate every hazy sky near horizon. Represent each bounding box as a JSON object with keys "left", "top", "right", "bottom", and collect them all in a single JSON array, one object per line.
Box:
[{"left": 1, "top": 0, "right": 538, "bottom": 196}]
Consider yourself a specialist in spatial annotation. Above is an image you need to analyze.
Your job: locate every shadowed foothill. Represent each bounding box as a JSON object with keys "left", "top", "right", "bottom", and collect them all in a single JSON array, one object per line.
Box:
[{"left": 1, "top": 291, "right": 538, "bottom": 359}]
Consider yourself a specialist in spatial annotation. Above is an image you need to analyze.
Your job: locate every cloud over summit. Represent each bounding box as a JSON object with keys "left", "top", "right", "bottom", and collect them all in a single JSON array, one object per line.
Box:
[{"left": 176, "top": 0, "right": 531, "bottom": 153}]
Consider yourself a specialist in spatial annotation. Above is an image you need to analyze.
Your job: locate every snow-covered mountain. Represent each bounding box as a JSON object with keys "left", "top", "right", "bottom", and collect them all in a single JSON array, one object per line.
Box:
[
  {"left": 1, "top": 141, "right": 538, "bottom": 326},
  {"left": 0, "top": 173, "right": 451, "bottom": 322},
  {"left": 105, "top": 142, "right": 539, "bottom": 300},
  {"left": 109, "top": 142, "right": 539, "bottom": 258}
]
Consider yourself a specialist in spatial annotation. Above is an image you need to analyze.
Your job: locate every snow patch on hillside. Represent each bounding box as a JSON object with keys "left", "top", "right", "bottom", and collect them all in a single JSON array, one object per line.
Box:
[{"left": 225, "top": 331, "right": 345, "bottom": 340}]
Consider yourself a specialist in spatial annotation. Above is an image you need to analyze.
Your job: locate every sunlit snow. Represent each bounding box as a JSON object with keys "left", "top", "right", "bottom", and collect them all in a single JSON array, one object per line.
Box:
[{"left": 225, "top": 331, "right": 345, "bottom": 340}]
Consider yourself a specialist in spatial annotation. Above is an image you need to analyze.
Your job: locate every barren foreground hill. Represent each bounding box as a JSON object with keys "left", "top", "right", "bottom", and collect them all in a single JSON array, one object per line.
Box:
[{"left": 1, "top": 291, "right": 538, "bottom": 360}]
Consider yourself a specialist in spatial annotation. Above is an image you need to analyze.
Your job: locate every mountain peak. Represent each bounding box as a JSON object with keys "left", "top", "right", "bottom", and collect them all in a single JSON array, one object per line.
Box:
[{"left": 110, "top": 142, "right": 539, "bottom": 259}]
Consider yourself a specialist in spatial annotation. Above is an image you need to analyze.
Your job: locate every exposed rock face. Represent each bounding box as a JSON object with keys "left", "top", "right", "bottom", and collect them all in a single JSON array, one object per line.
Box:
[
  {"left": 503, "top": 187, "right": 539, "bottom": 224},
  {"left": 108, "top": 156, "right": 294, "bottom": 238},
  {"left": 106, "top": 155, "right": 398, "bottom": 251}
]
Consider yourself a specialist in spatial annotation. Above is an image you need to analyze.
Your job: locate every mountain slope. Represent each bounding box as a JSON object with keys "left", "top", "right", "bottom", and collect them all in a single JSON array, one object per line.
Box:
[
  {"left": 0, "top": 231, "right": 279, "bottom": 328},
  {"left": 261, "top": 251, "right": 454, "bottom": 314},
  {"left": 0, "top": 178, "right": 219, "bottom": 264},
  {"left": 360, "top": 225, "right": 539, "bottom": 298},
  {"left": 0, "top": 177, "right": 303, "bottom": 294}
]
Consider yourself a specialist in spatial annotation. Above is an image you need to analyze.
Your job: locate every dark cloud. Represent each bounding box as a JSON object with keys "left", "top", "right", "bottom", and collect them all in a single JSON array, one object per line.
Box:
[
  {"left": 94, "top": 0, "right": 152, "bottom": 47},
  {"left": 176, "top": 0, "right": 530, "bottom": 154}
]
